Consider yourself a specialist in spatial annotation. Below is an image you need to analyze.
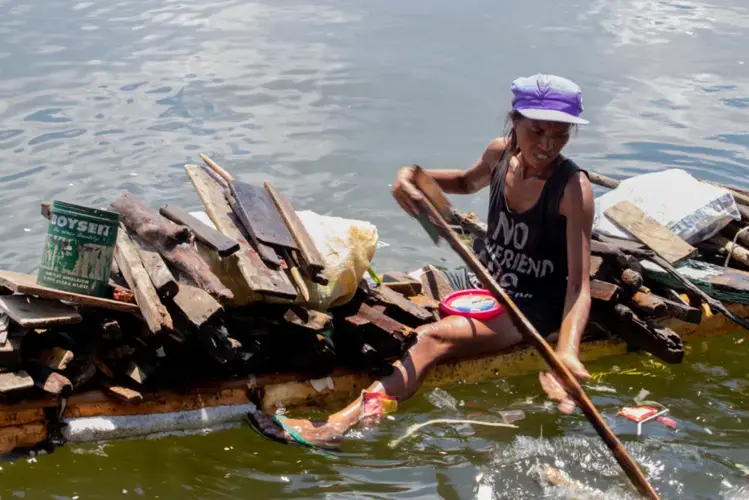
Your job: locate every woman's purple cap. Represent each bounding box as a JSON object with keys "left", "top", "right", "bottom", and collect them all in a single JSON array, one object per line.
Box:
[{"left": 511, "top": 74, "right": 589, "bottom": 125}]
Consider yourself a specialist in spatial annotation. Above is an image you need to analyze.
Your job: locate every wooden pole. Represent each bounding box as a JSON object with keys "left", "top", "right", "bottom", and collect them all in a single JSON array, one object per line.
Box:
[{"left": 408, "top": 169, "right": 660, "bottom": 500}]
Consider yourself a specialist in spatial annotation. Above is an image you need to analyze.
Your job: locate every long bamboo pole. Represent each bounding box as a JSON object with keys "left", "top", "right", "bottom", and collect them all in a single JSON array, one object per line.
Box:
[{"left": 408, "top": 167, "right": 660, "bottom": 500}]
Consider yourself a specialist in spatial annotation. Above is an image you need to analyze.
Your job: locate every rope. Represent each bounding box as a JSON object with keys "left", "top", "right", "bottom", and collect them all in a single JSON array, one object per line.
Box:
[{"left": 723, "top": 225, "right": 749, "bottom": 267}]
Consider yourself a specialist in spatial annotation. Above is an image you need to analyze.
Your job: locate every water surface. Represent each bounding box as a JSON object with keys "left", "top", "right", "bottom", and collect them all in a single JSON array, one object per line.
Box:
[{"left": 1, "top": 0, "right": 749, "bottom": 497}]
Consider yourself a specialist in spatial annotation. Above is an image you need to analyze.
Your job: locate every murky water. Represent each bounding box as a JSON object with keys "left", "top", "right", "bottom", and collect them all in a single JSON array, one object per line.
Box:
[{"left": 1, "top": 0, "right": 749, "bottom": 497}]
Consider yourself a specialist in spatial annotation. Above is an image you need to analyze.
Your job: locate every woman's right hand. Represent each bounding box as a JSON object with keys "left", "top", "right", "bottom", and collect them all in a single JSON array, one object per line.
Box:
[{"left": 391, "top": 165, "right": 424, "bottom": 217}]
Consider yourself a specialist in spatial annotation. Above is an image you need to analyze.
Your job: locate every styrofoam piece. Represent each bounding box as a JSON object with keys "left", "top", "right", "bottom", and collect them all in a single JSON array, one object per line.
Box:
[
  {"left": 593, "top": 169, "right": 740, "bottom": 244},
  {"left": 62, "top": 403, "right": 256, "bottom": 443}
]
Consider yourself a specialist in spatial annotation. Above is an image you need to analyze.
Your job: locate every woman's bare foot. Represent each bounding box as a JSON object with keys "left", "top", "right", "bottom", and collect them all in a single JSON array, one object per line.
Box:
[{"left": 247, "top": 407, "right": 346, "bottom": 449}]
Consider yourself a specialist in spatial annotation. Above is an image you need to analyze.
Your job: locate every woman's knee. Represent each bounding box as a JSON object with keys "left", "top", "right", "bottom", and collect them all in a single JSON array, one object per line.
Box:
[{"left": 413, "top": 317, "right": 467, "bottom": 359}]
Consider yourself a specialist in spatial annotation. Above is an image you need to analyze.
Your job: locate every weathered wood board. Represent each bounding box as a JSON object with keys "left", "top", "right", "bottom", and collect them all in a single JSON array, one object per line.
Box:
[
  {"left": 590, "top": 280, "right": 620, "bottom": 303},
  {"left": 0, "top": 371, "right": 34, "bottom": 393},
  {"left": 418, "top": 265, "right": 455, "bottom": 302},
  {"left": 172, "top": 283, "right": 223, "bottom": 329},
  {"left": 0, "top": 295, "right": 82, "bottom": 328},
  {"left": 368, "top": 284, "right": 434, "bottom": 323},
  {"left": 231, "top": 180, "right": 296, "bottom": 250},
  {"left": 0, "top": 270, "right": 139, "bottom": 313},
  {"left": 114, "top": 227, "right": 173, "bottom": 334},
  {"left": 604, "top": 200, "right": 697, "bottom": 264},
  {"left": 381, "top": 272, "right": 423, "bottom": 296},
  {"left": 159, "top": 204, "right": 239, "bottom": 257},
  {"left": 264, "top": 182, "right": 326, "bottom": 273},
  {"left": 184, "top": 164, "right": 297, "bottom": 300},
  {"left": 227, "top": 194, "right": 281, "bottom": 266},
  {"left": 131, "top": 236, "right": 178, "bottom": 299},
  {"left": 106, "top": 385, "right": 143, "bottom": 402}
]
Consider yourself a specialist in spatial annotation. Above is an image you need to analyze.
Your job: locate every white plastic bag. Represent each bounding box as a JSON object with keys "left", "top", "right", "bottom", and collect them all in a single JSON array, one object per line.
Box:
[
  {"left": 593, "top": 169, "right": 740, "bottom": 244},
  {"left": 295, "top": 210, "right": 378, "bottom": 311}
]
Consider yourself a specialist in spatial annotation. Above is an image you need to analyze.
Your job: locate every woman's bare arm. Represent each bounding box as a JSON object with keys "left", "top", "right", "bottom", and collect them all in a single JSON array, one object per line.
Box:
[
  {"left": 556, "top": 171, "right": 594, "bottom": 367},
  {"left": 392, "top": 138, "right": 506, "bottom": 215}
]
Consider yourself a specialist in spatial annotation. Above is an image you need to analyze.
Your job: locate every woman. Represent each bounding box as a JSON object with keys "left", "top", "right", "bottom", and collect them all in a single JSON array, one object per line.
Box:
[{"left": 248, "top": 73, "right": 595, "bottom": 449}]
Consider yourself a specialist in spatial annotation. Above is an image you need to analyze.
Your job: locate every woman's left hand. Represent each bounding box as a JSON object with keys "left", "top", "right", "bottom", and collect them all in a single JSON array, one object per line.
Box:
[{"left": 538, "top": 353, "right": 591, "bottom": 414}]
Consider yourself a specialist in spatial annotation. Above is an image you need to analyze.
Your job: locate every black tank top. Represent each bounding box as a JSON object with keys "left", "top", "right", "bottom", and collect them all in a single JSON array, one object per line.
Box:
[{"left": 475, "top": 153, "right": 586, "bottom": 334}]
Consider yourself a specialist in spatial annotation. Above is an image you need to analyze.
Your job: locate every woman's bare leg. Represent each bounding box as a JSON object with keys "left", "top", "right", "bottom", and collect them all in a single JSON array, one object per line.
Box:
[{"left": 249, "top": 312, "right": 525, "bottom": 448}]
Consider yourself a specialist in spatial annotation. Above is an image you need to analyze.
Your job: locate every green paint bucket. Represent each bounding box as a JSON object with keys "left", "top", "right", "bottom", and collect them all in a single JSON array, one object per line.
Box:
[{"left": 37, "top": 201, "right": 120, "bottom": 297}]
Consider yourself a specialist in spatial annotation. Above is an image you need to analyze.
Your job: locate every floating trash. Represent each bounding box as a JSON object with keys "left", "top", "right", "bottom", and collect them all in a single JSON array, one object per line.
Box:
[
  {"left": 618, "top": 406, "right": 675, "bottom": 435},
  {"left": 498, "top": 410, "right": 526, "bottom": 424},
  {"left": 425, "top": 388, "right": 460, "bottom": 412}
]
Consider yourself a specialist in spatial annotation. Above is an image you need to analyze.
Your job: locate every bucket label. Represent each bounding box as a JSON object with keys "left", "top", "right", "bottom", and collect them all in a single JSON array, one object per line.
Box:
[{"left": 37, "top": 201, "right": 119, "bottom": 297}]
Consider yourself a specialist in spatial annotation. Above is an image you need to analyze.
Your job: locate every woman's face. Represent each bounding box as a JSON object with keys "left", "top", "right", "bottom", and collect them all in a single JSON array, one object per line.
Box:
[{"left": 513, "top": 116, "right": 571, "bottom": 171}]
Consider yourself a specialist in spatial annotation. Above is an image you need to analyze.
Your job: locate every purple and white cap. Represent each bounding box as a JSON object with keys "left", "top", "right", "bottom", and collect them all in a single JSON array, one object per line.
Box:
[{"left": 511, "top": 74, "right": 589, "bottom": 125}]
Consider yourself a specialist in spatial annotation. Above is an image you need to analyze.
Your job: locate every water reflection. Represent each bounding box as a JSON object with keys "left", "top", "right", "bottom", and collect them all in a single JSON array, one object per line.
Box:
[{"left": 1, "top": 0, "right": 749, "bottom": 497}]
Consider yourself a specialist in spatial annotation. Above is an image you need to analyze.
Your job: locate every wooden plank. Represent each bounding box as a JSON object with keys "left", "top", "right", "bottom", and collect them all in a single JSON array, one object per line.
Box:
[
  {"left": 132, "top": 236, "right": 178, "bottom": 299},
  {"left": 0, "top": 295, "right": 82, "bottom": 328},
  {"left": 106, "top": 385, "right": 143, "bottom": 402},
  {"left": 264, "top": 182, "right": 326, "bottom": 273},
  {"left": 159, "top": 204, "right": 239, "bottom": 257},
  {"left": 172, "top": 283, "right": 223, "bottom": 329},
  {"left": 225, "top": 194, "right": 282, "bottom": 267},
  {"left": 368, "top": 284, "right": 434, "bottom": 324},
  {"left": 409, "top": 294, "right": 440, "bottom": 310},
  {"left": 418, "top": 265, "right": 455, "bottom": 302},
  {"left": 231, "top": 180, "right": 297, "bottom": 249},
  {"left": 184, "top": 164, "right": 297, "bottom": 299},
  {"left": 658, "top": 295, "right": 702, "bottom": 324},
  {"left": 282, "top": 307, "right": 332, "bottom": 331},
  {"left": 590, "top": 279, "right": 620, "bottom": 303},
  {"left": 0, "top": 371, "right": 34, "bottom": 393},
  {"left": 381, "top": 272, "right": 423, "bottom": 296},
  {"left": 347, "top": 302, "right": 416, "bottom": 338},
  {"left": 0, "top": 270, "right": 139, "bottom": 313},
  {"left": 114, "top": 226, "right": 172, "bottom": 334},
  {"left": 604, "top": 200, "right": 697, "bottom": 264},
  {"left": 629, "top": 291, "right": 668, "bottom": 318},
  {"left": 27, "top": 364, "right": 73, "bottom": 395}
]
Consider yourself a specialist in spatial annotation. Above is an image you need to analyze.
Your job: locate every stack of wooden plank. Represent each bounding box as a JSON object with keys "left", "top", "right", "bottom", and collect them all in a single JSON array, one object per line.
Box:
[{"left": 0, "top": 156, "right": 447, "bottom": 453}]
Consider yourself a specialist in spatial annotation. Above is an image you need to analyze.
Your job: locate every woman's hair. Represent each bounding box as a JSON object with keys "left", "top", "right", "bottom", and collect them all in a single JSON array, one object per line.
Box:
[{"left": 496, "top": 110, "right": 523, "bottom": 167}]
